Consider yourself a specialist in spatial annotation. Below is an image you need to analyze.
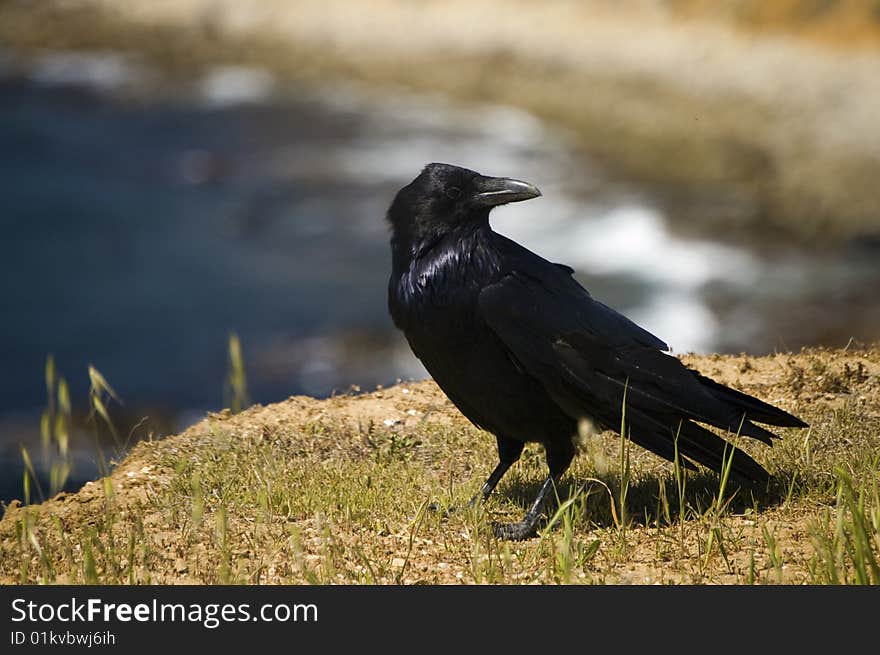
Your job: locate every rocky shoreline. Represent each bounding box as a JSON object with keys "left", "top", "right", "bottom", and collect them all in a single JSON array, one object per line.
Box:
[{"left": 2, "top": 0, "right": 880, "bottom": 243}]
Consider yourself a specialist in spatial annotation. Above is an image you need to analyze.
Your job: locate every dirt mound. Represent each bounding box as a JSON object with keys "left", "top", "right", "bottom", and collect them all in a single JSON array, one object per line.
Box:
[{"left": 2, "top": 347, "right": 878, "bottom": 584}]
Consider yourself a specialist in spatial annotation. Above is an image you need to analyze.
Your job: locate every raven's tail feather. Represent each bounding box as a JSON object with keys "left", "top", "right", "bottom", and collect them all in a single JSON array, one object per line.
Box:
[
  {"left": 693, "top": 372, "right": 808, "bottom": 428},
  {"left": 626, "top": 408, "right": 770, "bottom": 486}
]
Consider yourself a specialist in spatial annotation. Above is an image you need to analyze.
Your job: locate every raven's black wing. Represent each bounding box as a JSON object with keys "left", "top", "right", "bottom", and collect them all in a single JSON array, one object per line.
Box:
[{"left": 477, "top": 263, "right": 801, "bottom": 484}]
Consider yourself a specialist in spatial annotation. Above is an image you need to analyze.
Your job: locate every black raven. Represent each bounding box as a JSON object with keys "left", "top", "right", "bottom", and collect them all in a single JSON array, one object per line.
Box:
[{"left": 387, "top": 162, "right": 807, "bottom": 540}]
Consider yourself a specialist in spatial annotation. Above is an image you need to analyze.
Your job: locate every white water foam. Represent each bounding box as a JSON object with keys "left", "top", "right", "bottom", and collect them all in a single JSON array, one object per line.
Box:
[
  {"left": 198, "top": 65, "right": 276, "bottom": 107},
  {"left": 29, "top": 51, "right": 147, "bottom": 91}
]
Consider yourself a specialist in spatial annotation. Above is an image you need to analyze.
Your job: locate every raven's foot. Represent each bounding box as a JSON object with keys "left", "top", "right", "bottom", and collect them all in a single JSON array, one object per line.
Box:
[{"left": 491, "top": 520, "right": 539, "bottom": 541}]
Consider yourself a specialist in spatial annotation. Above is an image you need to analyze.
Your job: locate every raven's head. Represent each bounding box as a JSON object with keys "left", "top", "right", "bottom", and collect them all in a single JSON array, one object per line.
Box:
[{"left": 386, "top": 163, "right": 541, "bottom": 246}]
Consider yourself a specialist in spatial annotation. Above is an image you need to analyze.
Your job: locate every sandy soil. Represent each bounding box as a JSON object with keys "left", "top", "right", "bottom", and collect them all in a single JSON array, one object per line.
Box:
[{"left": 2, "top": 347, "right": 878, "bottom": 584}]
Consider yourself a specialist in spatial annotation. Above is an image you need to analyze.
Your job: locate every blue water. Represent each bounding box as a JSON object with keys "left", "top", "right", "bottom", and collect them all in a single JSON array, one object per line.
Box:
[
  {"left": 2, "top": 81, "right": 391, "bottom": 407},
  {"left": 1, "top": 52, "right": 878, "bottom": 505}
]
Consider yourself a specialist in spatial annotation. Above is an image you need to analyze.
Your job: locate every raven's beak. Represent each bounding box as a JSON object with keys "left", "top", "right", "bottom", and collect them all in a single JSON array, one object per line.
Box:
[{"left": 472, "top": 176, "right": 542, "bottom": 207}]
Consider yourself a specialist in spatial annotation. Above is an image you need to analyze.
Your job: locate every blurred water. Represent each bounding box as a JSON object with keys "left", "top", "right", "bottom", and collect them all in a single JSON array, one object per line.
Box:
[{"left": 1, "top": 51, "right": 878, "bottom": 504}]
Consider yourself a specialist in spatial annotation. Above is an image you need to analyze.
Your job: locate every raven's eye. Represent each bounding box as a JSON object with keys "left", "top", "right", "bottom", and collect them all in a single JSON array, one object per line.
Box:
[{"left": 446, "top": 186, "right": 461, "bottom": 200}]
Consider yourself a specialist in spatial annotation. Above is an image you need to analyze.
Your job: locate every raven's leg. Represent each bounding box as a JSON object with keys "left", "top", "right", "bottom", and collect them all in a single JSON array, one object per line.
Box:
[
  {"left": 430, "top": 437, "right": 523, "bottom": 515},
  {"left": 492, "top": 441, "right": 575, "bottom": 541},
  {"left": 467, "top": 437, "right": 525, "bottom": 507}
]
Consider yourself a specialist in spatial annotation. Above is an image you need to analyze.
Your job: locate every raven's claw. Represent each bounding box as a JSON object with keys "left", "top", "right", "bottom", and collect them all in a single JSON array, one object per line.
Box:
[{"left": 492, "top": 520, "right": 538, "bottom": 541}]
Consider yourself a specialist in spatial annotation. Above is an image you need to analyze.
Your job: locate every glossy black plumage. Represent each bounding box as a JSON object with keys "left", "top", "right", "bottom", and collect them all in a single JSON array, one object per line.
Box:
[{"left": 387, "top": 163, "right": 807, "bottom": 540}]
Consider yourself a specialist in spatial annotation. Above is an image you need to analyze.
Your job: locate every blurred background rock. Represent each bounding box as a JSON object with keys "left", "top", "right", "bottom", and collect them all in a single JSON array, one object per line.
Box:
[{"left": 1, "top": 0, "right": 878, "bottom": 502}]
